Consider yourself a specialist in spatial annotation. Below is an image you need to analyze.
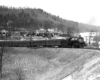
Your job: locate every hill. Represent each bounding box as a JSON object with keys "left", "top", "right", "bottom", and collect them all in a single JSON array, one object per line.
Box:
[
  {"left": 78, "top": 23, "right": 100, "bottom": 32},
  {"left": 0, "top": 6, "right": 100, "bottom": 33}
]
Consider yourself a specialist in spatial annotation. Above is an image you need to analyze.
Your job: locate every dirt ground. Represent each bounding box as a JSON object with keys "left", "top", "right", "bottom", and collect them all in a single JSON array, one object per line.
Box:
[{"left": 1, "top": 47, "right": 100, "bottom": 80}]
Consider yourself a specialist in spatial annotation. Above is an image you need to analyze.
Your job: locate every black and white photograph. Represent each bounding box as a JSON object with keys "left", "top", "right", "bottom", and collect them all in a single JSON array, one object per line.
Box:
[{"left": 0, "top": 0, "right": 100, "bottom": 80}]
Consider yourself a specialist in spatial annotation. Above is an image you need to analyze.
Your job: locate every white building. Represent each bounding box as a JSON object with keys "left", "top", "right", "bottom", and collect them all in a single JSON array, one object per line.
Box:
[
  {"left": 79, "top": 32, "right": 100, "bottom": 44},
  {"left": 36, "top": 28, "right": 46, "bottom": 34}
]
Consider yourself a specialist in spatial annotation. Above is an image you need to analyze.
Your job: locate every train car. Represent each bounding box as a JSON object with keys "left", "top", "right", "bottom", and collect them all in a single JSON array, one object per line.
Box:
[{"left": 0, "top": 40, "right": 30, "bottom": 47}]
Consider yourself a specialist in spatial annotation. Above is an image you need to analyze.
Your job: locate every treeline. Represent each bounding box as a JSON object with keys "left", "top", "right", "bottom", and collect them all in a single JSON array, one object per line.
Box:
[
  {"left": 0, "top": 10, "right": 42, "bottom": 31},
  {"left": 0, "top": 6, "right": 80, "bottom": 33},
  {"left": 0, "top": 10, "right": 64, "bottom": 31}
]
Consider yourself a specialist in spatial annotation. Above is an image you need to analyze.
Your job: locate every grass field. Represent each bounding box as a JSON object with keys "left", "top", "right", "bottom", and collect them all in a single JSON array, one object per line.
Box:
[{"left": 1, "top": 47, "right": 100, "bottom": 80}]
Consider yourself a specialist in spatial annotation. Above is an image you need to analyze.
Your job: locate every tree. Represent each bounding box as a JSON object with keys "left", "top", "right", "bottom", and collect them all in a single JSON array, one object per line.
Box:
[
  {"left": 93, "top": 35, "right": 100, "bottom": 43},
  {"left": 92, "top": 34, "right": 100, "bottom": 47}
]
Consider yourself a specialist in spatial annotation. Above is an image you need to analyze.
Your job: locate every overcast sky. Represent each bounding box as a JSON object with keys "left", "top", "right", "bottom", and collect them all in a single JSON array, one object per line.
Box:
[{"left": 0, "top": 0, "right": 100, "bottom": 26}]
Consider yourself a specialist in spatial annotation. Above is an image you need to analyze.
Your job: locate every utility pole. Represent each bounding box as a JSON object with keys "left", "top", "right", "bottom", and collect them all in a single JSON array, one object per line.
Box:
[
  {"left": 0, "top": 30, "right": 5, "bottom": 78},
  {"left": 0, "top": 44, "right": 4, "bottom": 78}
]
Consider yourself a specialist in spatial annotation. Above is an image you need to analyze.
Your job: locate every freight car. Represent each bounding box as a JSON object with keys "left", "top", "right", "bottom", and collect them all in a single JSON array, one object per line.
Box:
[{"left": 0, "top": 36, "right": 86, "bottom": 48}]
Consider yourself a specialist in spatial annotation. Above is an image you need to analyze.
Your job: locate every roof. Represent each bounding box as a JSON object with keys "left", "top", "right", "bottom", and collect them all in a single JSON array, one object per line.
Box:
[
  {"left": 1, "top": 29, "right": 8, "bottom": 33},
  {"left": 80, "top": 32, "right": 100, "bottom": 37},
  {"left": 11, "top": 31, "right": 22, "bottom": 37}
]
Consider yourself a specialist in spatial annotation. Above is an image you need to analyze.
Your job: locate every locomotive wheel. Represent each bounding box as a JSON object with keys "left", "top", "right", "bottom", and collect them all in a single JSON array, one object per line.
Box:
[
  {"left": 79, "top": 43, "right": 84, "bottom": 48},
  {"left": 72, "top": 43, "right": 76, "bottom": 48},
  {"left": 72, "top": 43, "right": 79, "bottom": 48},
  {"left": 58, "top": 45, "right": 63, "bottom": 48}
]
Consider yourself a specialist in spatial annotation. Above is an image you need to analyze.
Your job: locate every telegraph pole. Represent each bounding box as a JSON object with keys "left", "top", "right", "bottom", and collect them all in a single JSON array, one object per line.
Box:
[
  {"left": 0, "top": 30, "right": 5, "bottom": 78},
  {"left": 0, "top": 44, "right": 4, "bottom": 78}
]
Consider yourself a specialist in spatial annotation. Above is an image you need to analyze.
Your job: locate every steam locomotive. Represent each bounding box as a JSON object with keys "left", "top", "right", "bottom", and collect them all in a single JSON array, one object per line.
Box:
[
  {"left": 0, "top": 36, "right": 86, "bottom": 48},
  {"left": 0, "top": 29, "right": 86, "bottom": 48}
]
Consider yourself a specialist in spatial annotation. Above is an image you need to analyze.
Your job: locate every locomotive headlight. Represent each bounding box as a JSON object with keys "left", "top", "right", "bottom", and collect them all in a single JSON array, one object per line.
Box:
[
  {"left": 79, "top": 38, "right": 85, "bottom": 44},
  {"left": 79, "top": 39, "right": 83, "bottom": 43}
]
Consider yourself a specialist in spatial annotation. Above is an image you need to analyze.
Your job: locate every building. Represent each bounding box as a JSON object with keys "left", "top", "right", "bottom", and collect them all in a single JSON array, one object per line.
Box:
[
  {"left": 10, "top": 31, "right": 22, "bottom": 40},
  {"left": 36, "top": 28, "right": 46, "bottom": 34},
  {"left": 80, "top": 32, "right": 100, "bottom": 46}
]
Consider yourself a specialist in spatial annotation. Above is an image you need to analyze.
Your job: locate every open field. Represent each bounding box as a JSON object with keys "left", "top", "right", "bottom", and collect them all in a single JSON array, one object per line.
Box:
[{"left": 1, "top": 47, "right": 100, "bottom": 80}]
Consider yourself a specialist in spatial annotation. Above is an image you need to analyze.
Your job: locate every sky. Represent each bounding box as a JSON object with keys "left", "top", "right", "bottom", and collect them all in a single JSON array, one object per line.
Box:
[{"left": 0, "top": 0, "right": 100, "bottom": 26}]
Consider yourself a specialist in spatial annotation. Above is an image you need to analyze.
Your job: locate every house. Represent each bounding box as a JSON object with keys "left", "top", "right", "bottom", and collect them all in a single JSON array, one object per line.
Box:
[
  {"left": 36, "top": 28, "right": 46, "bottom": 34},
  {"left": 0, "top": 29, "right": 9, "bottom": 36},
  {"left": 10, "top": 31, "right": 22, "bottom": 40},
  {"left": 79, "top": 32, "right": 100, "bottom": 45}
]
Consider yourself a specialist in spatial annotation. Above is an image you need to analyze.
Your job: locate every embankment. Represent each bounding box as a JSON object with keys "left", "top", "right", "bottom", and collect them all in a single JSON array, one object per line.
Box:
[{"left": 2, "top": 47, "right": 100, "bottom": 80}]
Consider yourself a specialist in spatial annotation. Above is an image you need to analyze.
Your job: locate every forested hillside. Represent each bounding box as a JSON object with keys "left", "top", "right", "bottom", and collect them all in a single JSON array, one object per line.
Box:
[{"left": 0, "top": 6, "right": 100, "bottom": 33}]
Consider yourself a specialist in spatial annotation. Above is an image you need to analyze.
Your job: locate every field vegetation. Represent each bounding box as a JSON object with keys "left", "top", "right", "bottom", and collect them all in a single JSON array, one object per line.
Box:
[{"left": 1, "top": 47, "right": 100, "bottom": 80}]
